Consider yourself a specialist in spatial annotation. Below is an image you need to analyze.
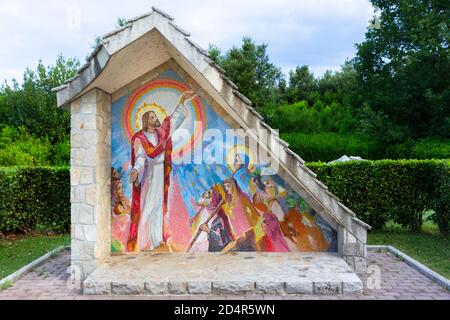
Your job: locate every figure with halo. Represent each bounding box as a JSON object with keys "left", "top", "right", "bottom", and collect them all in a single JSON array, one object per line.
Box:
[{"left": 127, "top": 90, "right": 197, "bottom": 252}]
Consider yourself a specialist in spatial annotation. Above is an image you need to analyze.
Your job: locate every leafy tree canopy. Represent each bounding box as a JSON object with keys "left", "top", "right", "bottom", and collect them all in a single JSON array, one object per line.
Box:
[
  {"left": 354, "top": 0, "right": 450, "bottom": 140},
  {"left": 208, "top": 37, "right": 285, "bottom": 108},
  {"left": 0, "top": 55, "right": 80, "bottom": 144}
]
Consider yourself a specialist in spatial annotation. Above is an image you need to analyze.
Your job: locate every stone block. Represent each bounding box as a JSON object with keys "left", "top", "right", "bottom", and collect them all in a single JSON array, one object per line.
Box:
[
  {"left": 112, "top": 282, "right": 145, "bottom": 295},
  {"left": 71, "top": 185, "right": 85, "bottom": 203},
  {"left": 71, "top": 148, "right": 86, "bottom": 166},
  {"left": 343, "top": 244, "right": 356, "bottom": 256},
  {"left": 342, "top": 281, "right": 363, "bottom": 294},
  {"left": 351, "top": 222, "right": 367, "bottom": 243},
  {"left": 145, "top": 281, "right": 168, "bottom": 295},
  {"left": 85, "top": 185, "right": 97, "bottom": 206},
  {"left": 71, "top": 167, "right": 81, "bottom": 185},
  {"left": 356, "top": 240, "right": 366, "bottom": 257},
  {"left": 168, "top": 282, "right": 188, "bottom": 295},
  {"left": 72, "top": 114, "right": 97, "bottom": 130},
  {"left": 285, "top": 281, "right": 313, "bottom": 294},
  {"left": 78, "top": 204, "right": 94, "bottom": 225},
  {"left": 188, "top": 282, "right": 212, "bottom": 295},
  {"left": 346, "top": 232, "right": 357, "bottom": 244},
  {"left": 81, "top": 102, "right": 95, "bottom": 114},
  {"left": 212, "top": 281, "right": 255, "bottom": 295},
  {"left": 354, "top": 257, "right": 367, "bottom": 273},
  {"left": 80, "top": 167, "right": 95, "bottom": 185},
  {"left": 82, "top": 225, "right": 96, "bottom": 242},
  {"left": 255, "top": 282, "right": 284, "bottom": 295},
  {"left": 313, "top": 282, "right": 342, "bottom": 295},
  {"left": 72, "top": 225, "right": 85, "bottom": 241},
  {"left": 80, "top": 90, "right": 98, "bottom": 104},
  {"left": 71, "top": 100, "right": 81, "bottom": 113},
  {"left": 71, "top": 131, "right": 96, "bottom": 148},
  {"left": 83, "top": 280, "right": 111, "bottom": 295}
]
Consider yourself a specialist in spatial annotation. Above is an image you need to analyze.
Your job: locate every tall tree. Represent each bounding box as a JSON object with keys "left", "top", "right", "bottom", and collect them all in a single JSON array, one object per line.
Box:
[
  {"left": 208, "top": 37, "right": 285, "bottom": 108},
  {"left": 0, "top": 55, "right": 80, "bottom": 144},
  {"left": 354, "top": 0, "right": 450, "bottom": 140},
  {"left": 287, "top": 65, "right": 317, "bottom": 103}
]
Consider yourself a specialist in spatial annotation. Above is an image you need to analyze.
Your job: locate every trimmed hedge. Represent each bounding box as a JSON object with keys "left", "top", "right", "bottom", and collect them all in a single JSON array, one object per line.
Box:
[
  {"left": 0, "top": 161, "right": 449, "bottom": 236},
  {"left": 0, "top": 167, "right": 70, "bottom": 233},
  {"left": 307, "top": 160, "right": 450, "bottom": 234}
]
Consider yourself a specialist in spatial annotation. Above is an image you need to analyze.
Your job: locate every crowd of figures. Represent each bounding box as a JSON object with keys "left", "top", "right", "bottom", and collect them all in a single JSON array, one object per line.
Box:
[{"left": 111, "top": 152, "right": 337, "bottom": 253}]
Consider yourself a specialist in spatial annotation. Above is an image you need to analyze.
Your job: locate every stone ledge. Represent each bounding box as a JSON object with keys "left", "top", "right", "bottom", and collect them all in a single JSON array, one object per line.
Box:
[
  {"left": 82, "top": 253, "right": 363, "bottom": 296},
  {"left": 82, "top": 279, "right": 363, "bottom": 296}
]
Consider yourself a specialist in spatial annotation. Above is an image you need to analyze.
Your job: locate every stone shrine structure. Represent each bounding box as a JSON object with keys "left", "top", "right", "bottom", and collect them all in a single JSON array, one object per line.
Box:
[{"left": 53, "top": 7, "right": 370, "bottom": 295}]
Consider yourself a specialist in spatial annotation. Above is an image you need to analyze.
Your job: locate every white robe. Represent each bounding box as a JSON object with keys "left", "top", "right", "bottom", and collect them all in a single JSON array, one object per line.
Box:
[
  {"left": 190, "top": 208, "right": 213, "bottom": 253},
  {"left": 133, "top": 104, "right": 186, "bottom": 251}
]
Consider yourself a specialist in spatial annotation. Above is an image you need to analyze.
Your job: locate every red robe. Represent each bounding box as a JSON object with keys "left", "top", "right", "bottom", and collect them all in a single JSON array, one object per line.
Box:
[{"left": 127, "top": 118, "right": 173, "bottom": 252}]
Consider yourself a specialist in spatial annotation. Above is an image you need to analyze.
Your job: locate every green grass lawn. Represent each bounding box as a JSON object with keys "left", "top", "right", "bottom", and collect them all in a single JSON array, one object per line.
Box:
[
  {"left": 368, "top": 220, "right": 450, "bottom": 279},
  {"left": 0, "top": 234, "right": 70, "bottom": 279}
]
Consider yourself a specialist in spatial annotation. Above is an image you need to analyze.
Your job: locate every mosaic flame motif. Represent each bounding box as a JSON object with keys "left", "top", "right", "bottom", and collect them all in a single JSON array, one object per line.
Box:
[{"left": 111, "top": 70, "right": 337, "bottom": 253}]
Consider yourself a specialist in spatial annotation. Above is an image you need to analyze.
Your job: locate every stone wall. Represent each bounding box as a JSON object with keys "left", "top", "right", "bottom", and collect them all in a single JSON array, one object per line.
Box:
[{"left": 70, "top": 89, "right": 112, "bottom": 283}]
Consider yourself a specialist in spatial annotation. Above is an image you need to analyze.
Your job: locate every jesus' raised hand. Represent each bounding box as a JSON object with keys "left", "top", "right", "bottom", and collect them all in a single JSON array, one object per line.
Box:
[{"left": 178, "top": 90, "right": 198, "bottom": 105}]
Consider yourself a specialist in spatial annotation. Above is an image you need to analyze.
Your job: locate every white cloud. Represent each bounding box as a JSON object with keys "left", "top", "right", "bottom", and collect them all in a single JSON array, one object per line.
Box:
[{"left": 0, "top": 0, "right": 371, "bottom": 83}]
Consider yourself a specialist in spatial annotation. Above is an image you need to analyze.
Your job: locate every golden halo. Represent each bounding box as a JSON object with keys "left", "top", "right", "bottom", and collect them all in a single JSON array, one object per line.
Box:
[
  {"left": 135, "top": 102, "right": 168, "bottom": 131},
  {"left": 226, "top": 145, "right": 256, "bottom": 172}
]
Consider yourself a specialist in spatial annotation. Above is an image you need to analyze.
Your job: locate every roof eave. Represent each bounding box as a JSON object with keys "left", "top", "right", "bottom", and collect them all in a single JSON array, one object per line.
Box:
[{"left": 53, "top": 45, "right": 110, "bottom": 108}]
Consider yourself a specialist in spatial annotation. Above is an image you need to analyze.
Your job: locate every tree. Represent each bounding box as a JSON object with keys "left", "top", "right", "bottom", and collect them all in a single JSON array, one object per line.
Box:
[
  {"left": 208, "top": 37, "right": 285, "bottom": 108},
  {"left": 0, "top": 55, "right": 81, "bottom": 144},
  {"left": 354, "top": 0, "right": 450, "bottom": 140},
  {"left": 207, "top": 44, "right": 222, "bottom": 65},
  {"left": 318, "top": 61, "right": 357, "bottom": 95},
  {"left": 287, "top": 65, "right": 317, "bottom": 103}
]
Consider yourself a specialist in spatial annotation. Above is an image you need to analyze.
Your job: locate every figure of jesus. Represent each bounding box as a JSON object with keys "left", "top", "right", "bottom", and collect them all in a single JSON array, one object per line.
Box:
[{"left": 127, "top": 90, "right": 197, "bottom": 252}]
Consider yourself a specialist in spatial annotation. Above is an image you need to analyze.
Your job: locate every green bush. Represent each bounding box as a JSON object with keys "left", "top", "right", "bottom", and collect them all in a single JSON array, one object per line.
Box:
[
  {"left": 432, "top": 161, "right": 450, "bottom": 236},
  {"left": 282, "top": 132, "right": 375, "bottom": 163},
  {"left": 263, "top": 101, "right": 355, "bottom": 135},
  {"left": 307, "top": 160, "right": 450, "bottom": 233},
  {"left": 0, "top": 167, "right": 70, "bottom": 233},
  {"left": 411, "top": 138, "right": 450, "bottom": 160},
  {"left": 0, "top": 126, "right": 70, "bottom": 167}
]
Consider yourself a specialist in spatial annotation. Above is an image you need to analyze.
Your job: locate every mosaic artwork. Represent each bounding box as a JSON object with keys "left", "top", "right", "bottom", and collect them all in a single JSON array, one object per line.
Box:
[{"left": 111, "top": 70, "right": 337, "bottom": 253}]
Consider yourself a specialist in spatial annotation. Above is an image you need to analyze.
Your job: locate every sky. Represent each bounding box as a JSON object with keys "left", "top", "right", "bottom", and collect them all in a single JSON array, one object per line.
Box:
[{"left": 0, "top": 0, "right": 375, "bottom": 84}]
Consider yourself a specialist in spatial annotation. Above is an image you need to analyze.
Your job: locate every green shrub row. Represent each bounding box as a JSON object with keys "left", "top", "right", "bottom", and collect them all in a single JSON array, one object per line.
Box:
[
  {"left": 307, "top": 160, "right": 450, "bottom": 235},
  {"left": 0, "top": 167, "right": 70, "bottom": 233}
]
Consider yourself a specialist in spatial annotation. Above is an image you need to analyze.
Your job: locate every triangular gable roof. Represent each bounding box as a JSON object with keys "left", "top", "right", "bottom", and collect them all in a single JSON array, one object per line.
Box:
[{"left": 53, "top": 7, "right": 370, "bottom": 241}]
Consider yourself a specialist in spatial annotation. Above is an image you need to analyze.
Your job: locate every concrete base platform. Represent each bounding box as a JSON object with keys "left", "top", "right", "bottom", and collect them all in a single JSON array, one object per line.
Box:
[{"left": 83, "top": 252, "right": 363, "bottom": 295}]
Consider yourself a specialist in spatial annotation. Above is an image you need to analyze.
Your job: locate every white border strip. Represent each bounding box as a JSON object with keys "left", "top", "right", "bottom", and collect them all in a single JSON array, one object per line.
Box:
[
  {"left": 368, "top": 245, "right": 450, "bottom": 291},
  {"left": 0, "top": 245, "right": 69, "bottom": 289}
]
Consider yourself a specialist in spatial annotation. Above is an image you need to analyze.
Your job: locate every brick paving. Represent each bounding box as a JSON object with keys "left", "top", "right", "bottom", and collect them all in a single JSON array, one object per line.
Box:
[{"left": 0, "top": 248, "right": 449, "bottom": 300}]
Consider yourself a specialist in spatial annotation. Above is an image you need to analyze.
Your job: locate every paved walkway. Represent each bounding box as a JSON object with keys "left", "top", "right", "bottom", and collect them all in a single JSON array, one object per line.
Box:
[{"left": 0, "top": 249, "right": 449, "bottom": 300}]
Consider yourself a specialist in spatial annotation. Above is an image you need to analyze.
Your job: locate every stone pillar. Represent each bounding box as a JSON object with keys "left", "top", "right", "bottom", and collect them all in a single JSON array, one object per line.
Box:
[
  {"left": 70, "top": 89, "right": 111, "bottom": 284},
  {"left": 338, "top": 225, "right": 367, "bottom": 273}
]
